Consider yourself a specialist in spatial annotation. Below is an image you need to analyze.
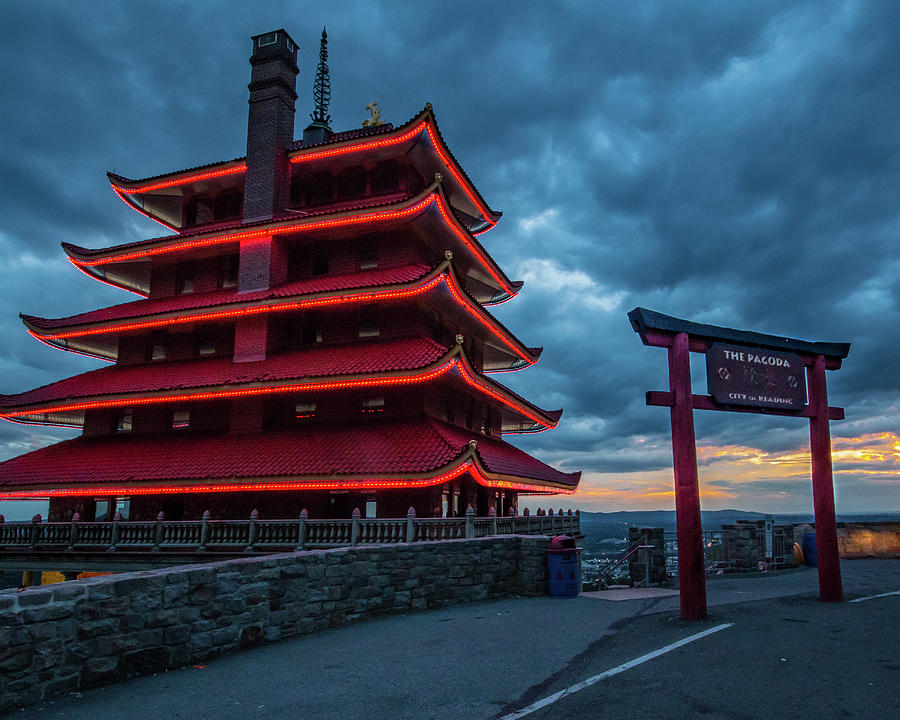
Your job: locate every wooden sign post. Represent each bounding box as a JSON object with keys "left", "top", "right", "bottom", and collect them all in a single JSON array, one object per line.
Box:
[{"left": 629, "top": 308, "right": 850, "bottom": 621}]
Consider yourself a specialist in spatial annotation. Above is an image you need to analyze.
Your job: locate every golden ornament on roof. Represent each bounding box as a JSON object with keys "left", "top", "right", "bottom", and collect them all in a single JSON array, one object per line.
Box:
[{"left": 362, "top": 101, "right": 384, "bottom": 127}]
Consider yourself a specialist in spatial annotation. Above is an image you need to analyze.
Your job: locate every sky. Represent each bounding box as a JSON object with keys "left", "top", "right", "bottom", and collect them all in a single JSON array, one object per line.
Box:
[{"left": 0, "top": 0, "right": 898, "bottom": 519}]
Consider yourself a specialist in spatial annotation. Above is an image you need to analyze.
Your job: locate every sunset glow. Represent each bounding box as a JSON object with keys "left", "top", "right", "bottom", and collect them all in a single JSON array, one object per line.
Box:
[{"left": 555, "top": 432, "right": 900, "bottom": 513}]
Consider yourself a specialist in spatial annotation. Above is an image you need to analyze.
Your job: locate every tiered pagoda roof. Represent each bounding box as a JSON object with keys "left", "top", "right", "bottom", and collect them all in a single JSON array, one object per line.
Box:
[
  {"left": 22, "top": 261, "right": 539, "bottom": 368},
  {"left": 63, "top": 183, "right": 518, "bottom": 301},
  {"left": 0, "top": 337, "right": 560, "bottom": 433},
  {"left": 0, "top": 417, "right": 579, "bottom": 498},
  {"left": 0, "top": 29, "right": 579, "bottom": 511}
]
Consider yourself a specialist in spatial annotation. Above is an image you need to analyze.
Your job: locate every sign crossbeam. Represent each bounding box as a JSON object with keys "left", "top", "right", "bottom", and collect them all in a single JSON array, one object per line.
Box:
[
  {"left": 645, "top": 391, "right": 845, "bottom": 420},
  {"left": 629, "top": 307, "right": 851, "bottom": 621}
]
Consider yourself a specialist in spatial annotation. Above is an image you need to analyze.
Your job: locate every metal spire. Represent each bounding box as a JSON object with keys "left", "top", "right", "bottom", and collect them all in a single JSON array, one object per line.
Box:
[{"left": 310, "top": 27, "right": 331, "bottom": 127}]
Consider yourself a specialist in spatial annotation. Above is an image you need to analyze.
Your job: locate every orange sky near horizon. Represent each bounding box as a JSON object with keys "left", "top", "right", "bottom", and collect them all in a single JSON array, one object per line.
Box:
[{"left": 546, "top": 431, "right": 900, "bottom": 515}]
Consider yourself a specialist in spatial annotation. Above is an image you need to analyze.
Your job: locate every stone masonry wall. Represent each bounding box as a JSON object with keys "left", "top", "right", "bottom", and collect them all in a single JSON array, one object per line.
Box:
[
  {"left": 792, "top": 522, "right": 900, "bottom": 559},
  {"left": 0, "top": 536, "right": 550, "bottom": 712},
  {"left": 627, "top": 527, "right": 667, "bottom": 585}
]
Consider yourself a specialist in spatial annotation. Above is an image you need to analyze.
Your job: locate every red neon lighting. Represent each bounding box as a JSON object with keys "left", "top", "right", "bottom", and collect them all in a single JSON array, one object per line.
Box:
[
  {"left": 3, "top": 416, "right": 81, "bottom": 430},
  {"left": 0, "top": 457, "right": 574, "bottom": 500},
  {"left": 36, "top": 271, "right": 532, "bottom": 366},
  {"left": 111, "top": 187, "right": 179, "bottom": 232},
  {"left": 0, "top": 461, "right": 473, "bottom": 499},
  {"left": 289, "top": 120, "right": 496, "bottom": 231},
  {"left": 290, "top": 123, "right": 426, "bottom": 163},
  {"left": 467, "top": 462, "right": 577, "bottom": 494},
  {"left": 72, "top": 196, "right": 436, "bottom": 267},
  {"left": 26, "top": 330, "right": 115, "bottom": 364},
  {"left": 71, "top": 195, "right": 510, "bottom": 293},
  {"left": 110, "top": 164, "right": 246, "bottom": 194},
  {"left": 431, "top": 195, "right": 509, "bottom": 291},
  {"left": 1, "top": 355, "right": 554, "bottom": 431},
  {"left": 456, "top": 361, "right": 555, "bottom": 429},
  {"left": 67, "top": 257, "right": 148, "bottom": 297},
  {"left": 37, "top": 275, "right": 440, "bottom": 340},
  {"left": 422, "top": 122, "right": 495, "bottom": 231},
  {"left": 441, "top": 274, "right": 530, "bottom": 362},
  {"left": 0, "top": 361, "right": 457, "bottom": 420}
]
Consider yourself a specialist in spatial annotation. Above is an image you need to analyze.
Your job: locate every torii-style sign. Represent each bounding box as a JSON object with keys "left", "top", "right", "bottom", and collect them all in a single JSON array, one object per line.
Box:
[{"left": 629, "top": 308, "right": 851, "bottom": 621}]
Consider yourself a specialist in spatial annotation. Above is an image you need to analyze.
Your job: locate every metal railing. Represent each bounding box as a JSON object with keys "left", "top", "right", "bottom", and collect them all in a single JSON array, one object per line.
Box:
[
  {"left": 664, "top": 526, "right": 794, "bottom": 575},
  {"left": 664, "top": 531, "right": 725, "bottom": 576},
  {"left": 595, "top": 538, "right": 654, "bottom": 589},
  {"left": 0, "top": 507, "right": 580, "bottom": 556}
]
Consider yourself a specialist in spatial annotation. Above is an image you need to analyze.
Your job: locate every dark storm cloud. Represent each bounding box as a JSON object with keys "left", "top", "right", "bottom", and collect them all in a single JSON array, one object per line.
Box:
[{"left": 0, "top": 1, "right": 897, "bottom": 511}]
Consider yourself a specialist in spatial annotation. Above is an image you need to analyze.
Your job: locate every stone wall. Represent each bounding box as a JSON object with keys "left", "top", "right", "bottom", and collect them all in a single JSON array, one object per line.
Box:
[
  {"left": 721, "top": 522, "right": 767, "bottom": 571},
  {"left": 628, "top": 527, "right": 667, "bottom": 585},
  {"left": 792, "top": 522, "right": 900, "bottom": 559},
  {"left": 0, "top": 535, "right": 550, "bottom": 712}
]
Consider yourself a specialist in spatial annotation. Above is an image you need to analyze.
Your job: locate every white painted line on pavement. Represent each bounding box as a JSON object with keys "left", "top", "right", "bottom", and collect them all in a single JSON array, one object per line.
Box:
[
  {"left": 848, "top": 590, "right": 900, "bottom": 603},
  {"left": 497, "top": 623, "right": 734, "bottom": 720}
]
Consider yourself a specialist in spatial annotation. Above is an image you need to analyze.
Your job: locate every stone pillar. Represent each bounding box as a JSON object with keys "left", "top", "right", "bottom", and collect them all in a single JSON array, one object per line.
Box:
[{"left": 628, "top": 527, "right": 667, "bottom": 585}]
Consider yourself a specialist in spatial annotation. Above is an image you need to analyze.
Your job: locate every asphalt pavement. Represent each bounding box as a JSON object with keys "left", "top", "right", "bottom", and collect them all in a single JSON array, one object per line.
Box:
[{"left": 8, "top": 559, "right": 900, "bottom": 720}]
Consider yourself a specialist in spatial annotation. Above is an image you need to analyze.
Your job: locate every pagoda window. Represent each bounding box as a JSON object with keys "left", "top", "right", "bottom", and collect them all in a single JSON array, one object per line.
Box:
[
  {"left": 365, "top": 497, "right": 377, "bottom": 518},
  {"left": 116, "top": 410, "right": 133, "bottom": 433},
  {"left": 295, "top": 401, "right": 316, "bottom": 419},
  {"left": 358, "top": 319, "right": 380, "bottom": 339},
  {"left": 220, "top": 253, "right": 239, "bottom": 289},
  {"left": 148, "top": 332, "right": 167, "bottom": 361},
  {"left": 258, "top": 31, "right": 277, "bottom": 47},
  {"left": 197, "top": 334, "right": 216, "bottom": 357},
  {"left": 176, "top": 263, "right": 195, "bottom": 294},
  {"left": 302, "top": 326, "right": 322, "bottom": 345},
  {"left": 373, "top": 160, "right": 399, "bottom": 195},
  {"left": 93, "top": 499, "right": 110, "bottom": 522},
  {"left": 358, "top": 247, "right": 378, "bottom": 270},
  {"left": 306, "top": 171, "right": 333, "bottom": 207},
  {"left": 172, "top": 410, "right": 190, "bottom": 429},
  {"left": 480, "top": 405, "right": 492, "bottom": 436},
  {"left": 362, "top": 396, "right": 385, "bottom": 414},
  {"left": 213, "top": 189, "right": 243, "bottom": 221},
  {"left": 311, "top": 254, "right": 329, "bottom": 277},
  {"left": 336, "top": 166, "right": 366, "bottom": 201},
  {"left": 114, "top": 497, "right": 130, "bottom": 520}
]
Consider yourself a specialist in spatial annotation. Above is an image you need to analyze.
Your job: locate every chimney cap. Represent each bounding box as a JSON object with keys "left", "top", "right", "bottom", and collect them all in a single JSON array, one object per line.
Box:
[{"left": 250, "top": 28, "right": 299, "bottom": 51}]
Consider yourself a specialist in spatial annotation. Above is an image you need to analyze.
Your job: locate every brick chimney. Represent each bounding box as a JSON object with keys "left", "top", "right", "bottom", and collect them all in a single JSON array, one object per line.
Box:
[
  {"left": 234, "top": 29, "right": 297, "bottom": 361},
  {"left": 242, "top": 29, "right": 299, "bottom": 224}
]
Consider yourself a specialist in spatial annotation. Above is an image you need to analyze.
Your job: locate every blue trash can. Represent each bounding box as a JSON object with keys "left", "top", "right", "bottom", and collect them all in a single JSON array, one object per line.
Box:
[
  {"left": 802, "top": 532, "right": 818, "bottom": 567},
  {"left": 547, "top": 535, "right": 581, "bottom": 598}
]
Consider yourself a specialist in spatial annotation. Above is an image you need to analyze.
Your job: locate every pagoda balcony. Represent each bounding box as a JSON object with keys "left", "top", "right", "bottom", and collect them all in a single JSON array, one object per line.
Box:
[{"left": 0, "top": 507, "right": 579, "bottom": 574}]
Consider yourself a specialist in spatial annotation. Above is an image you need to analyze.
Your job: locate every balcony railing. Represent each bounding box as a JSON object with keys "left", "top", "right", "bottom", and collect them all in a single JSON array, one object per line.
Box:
[{"left": 0, "top": 507, "right": 580, "bottom": 556}]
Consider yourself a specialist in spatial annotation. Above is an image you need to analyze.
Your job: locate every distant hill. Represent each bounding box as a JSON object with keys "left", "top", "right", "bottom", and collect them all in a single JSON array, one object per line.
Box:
[
  {"left": 577, "top": 509, "right": 900, "bottom": 559},
  {"left": 578, "top": 509, "right": 765, "bottom": 539},
  {"left": 578, "top": 509, "right": 900, "bottom": 543}
]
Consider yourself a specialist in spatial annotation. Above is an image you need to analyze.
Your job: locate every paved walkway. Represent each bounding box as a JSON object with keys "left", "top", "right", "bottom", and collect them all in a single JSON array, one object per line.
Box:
[{"left": 9, "top": 559, "right": 900, "bottom": 719}]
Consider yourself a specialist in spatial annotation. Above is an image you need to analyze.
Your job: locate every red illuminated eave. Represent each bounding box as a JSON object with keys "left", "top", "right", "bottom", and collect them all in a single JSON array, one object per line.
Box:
[
  {"left": 107, "top": 106, "right": 499, "bottom": 234},
  {"left": 0, "top": 417, "right": 580, "bottom": 499},
  {"left": 288, "top": 106, "right": 500, "bottom": 233},
  {"left": 0, "top": 343, "right": 562, "bottom": 434},
  {"left": 64, "top": 184, "right": 519, "bottom": 299},
  {"left": 23, "top": 261, "right": 539, "bottom": 369},
  {"left": 108, "top": 161, "right": 246, "bottom": 232}
]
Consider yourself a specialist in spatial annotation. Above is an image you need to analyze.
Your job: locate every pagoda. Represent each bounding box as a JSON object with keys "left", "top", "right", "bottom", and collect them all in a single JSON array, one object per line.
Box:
[{"left": 0, "top": 29, "right": 580, "bottom": 522}]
